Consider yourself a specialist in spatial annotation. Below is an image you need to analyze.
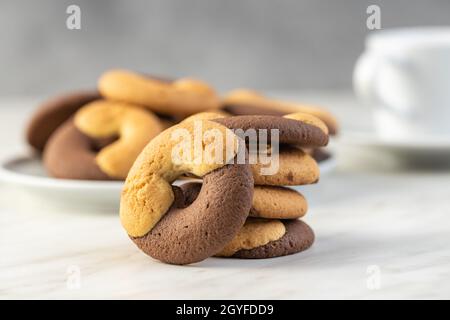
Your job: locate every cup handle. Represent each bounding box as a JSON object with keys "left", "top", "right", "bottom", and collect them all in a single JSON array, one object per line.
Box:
[
  {"left": 353, "top": 52, "right": 379, "bottom": 106},
  {"left": 353, "top": 52, "right": 413, "bottom": 113}
]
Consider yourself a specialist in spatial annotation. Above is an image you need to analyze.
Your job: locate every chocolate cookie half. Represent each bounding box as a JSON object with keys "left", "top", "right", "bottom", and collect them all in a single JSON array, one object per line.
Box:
[
  {"left": 26, "top": 90, "right": 100, "bottom": 152},
  {"left": 131, "top": 160, "right": 253, "bottom": 265},
  {"left": 43, "top": 120, "right": 115, "bottom": 180},
  {"left": 214, "top": 115, "right": 329, "bottom": 148},
  {"left": 222, "top": 219, "right": 315, "bottom": 259}
]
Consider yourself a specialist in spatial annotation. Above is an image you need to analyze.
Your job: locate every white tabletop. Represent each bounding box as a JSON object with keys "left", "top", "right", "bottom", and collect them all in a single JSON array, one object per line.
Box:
[{"left": 1, "top": 92, "right": 450, "bottom": 300}]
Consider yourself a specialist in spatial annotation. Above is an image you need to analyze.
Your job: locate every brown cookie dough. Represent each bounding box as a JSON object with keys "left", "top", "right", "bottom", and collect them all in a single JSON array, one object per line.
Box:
[
  {"left": 214, "top": 115, "right": 329, "bottom": 148},
  {"left": 26, "top": 90, "right": 100, "bottom": 152},
  {"left": 223, "top": 103, "right": 285, "bottom": 117},
  {"left": 228, "top": 219, "right": 315, "bottom": 259},
  {"left": 43, "top": 120, "right": 114, "bottom": 180},
  {"left": 311, "top": 148, "right": 332, "bottom": 163}
]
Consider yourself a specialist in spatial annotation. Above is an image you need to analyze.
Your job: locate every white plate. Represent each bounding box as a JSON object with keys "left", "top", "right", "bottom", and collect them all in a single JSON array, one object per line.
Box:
[
  {"left": 0, "top": 154, "right": 336, "bottom": 211},
  {"left": 0, "top": 155, "right": 123, "bottom": 211}
]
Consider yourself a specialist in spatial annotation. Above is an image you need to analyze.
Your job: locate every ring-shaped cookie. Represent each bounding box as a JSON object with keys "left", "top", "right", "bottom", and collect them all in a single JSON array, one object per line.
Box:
[
  {"left": 120, "top": 120, "right": 253, "bottom": 265},
  {"left": 98, "top": 69, "right": 220, "bottom": 117},
  {"left": 43, "top": 120, "right": 115, "bottom": 180},
  {"left": 26, "top": 90, "right": 100, "bottom": 152},
  {"left": 218, "top": 219, "right": 315, "bottom": 259},
  {"left": 214, "top": 115, "right": 329, "bottom": 148},
  {"left": 222, "top": 89, "right": 339, "bottom": 135},
  {"left": 74, "top": 100, "right": 163, "bottom": 179}
]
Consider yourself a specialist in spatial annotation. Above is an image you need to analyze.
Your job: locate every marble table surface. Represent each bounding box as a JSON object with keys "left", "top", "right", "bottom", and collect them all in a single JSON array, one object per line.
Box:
[{"left": 1, "top": 92, "right": 449, "bottom": 300}]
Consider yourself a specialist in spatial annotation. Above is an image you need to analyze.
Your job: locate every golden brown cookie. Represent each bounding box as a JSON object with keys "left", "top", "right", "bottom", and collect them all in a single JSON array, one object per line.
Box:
[
  {"left": 250, "top": 186, "right": 307, "bottom": 219},
  {"left": 98, "top": 69, "right": 220, "bottom": 117},
  {"left": 251, "top": 146, "right": 320, "bottom": 186},
  {"left": 216, "top": 218, "right": 286, "bottom": 257},
  {"left": 216, "top": 219, "right": 315, "bottom": 259},
  {"left": 169, "top": 182, "right": 308, "bottom": 220},
  {"left": 74, "top": 100, "right": 163, "bottom": 179}
]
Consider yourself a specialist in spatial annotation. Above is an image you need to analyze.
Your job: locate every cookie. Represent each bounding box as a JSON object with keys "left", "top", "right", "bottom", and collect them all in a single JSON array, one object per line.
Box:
[
  {"left": 251, "top": 146, "right": 320, "bottom": 186},
  {"left": 218, "top": 219, "right": 315, "bottom": 259},
  {"left": 179, "top": 182, "right": 307, "bottom": 220},
  {"left": 26, "top": 90, "right": 100, "bottom": 152},
  {"left": 214, "top": 115, "right": 329, "bottom": 148},
  {"left": 310, "top": 148, "right": 331, "bottom": 163},
  {"left": 43, "top": 120, "right": 114, "bottom": 180},
  {"left": 215, "top": 218, "right": 286, "bottom": 257},
  {"left": 251, "top": 186, "right": 307, "bottom": 219},
  {"left": 98, "top": 69, "right": 220, "bottom": 117},
  {"left": 121, "top": 119, "right": 254, "bottom": 265},
  {"left": 222, "top": 89, "right": 339, "bottom": 135},
  {"left": 132, "top": 162, "right": 253, "bottom": 265},
  {"left": 74, "top": 100, "right": 163, "bottom": 179}
]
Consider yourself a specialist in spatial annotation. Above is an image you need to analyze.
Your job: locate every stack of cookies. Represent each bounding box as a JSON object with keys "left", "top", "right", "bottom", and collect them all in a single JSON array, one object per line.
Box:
[
  {"left": 213, "top": 113, "right": 329, "bottom": 259},
  {"left": 120, "top": 110, "right": 329, "bottom": 264}
]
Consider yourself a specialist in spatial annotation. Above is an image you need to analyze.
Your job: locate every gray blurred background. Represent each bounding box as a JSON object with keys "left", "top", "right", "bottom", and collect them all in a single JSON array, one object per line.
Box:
[{"left": 1, "top": 0, "right": 449, "bottom": 96}]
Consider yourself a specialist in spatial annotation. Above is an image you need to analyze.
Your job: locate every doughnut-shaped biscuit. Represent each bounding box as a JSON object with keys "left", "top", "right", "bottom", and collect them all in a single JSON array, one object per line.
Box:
[
  {"left": 251, "top": 146, "right": 320, "bottom": 186},
  {"left": 251, "top": 186, "right": 307, "bottom": 219},
  {"left": 217, "top": 219, "right": 315, "bottom": 259},
  {"left": 214, "top": 115, "right": 329, "bottom": 148},
  {"left": 131, "top": 162, "right": 253, "bottom": 265},
  {"left": 43, "top": 120, "right": 114, "bottom": 180},
  {"left": 179, "top": 182, "right": 308, "bottom": 219},
  {"left": 74, "top": 101, "right": 163, "bottom": 179},
  {"left": 222, "top": 89, "right": 339, "bottom": 135},
  {"left": 26, "top": 90, "right": 100, "bottom": 152},
  {"left": 284, "top": 112, "right": 329, "bottom": 135},
  {"left": 98, "top": 70, "right": 220, "bottom": 117},
  {"left": 216, "top": 218, "right": 286, "bottom": 257},
  {"left": 121, "top": 119, "right": 254, "bottom": 264}
]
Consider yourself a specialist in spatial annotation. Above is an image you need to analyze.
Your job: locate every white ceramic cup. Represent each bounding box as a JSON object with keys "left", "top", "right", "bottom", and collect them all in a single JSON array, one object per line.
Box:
[{"left": 354, "top": 27, "right": 450, "bottom": 141}]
